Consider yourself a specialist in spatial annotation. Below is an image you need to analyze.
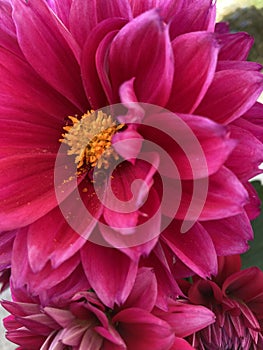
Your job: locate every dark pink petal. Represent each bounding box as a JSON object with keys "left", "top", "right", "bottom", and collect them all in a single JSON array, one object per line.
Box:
[
  {"left": 109, "top": 10, "right": 174, "bottom": 105},
  {"left": 0, "top": 0, "right": 22, "bottom": 56},
  {"left": 103, "top": 159, "right": 158, "bottom": 232},
  {"left": 162, "top": 221, "right": 217, "bottom": 278},
  {"left": 169, "top": 0, "right": 216, "bottom": 38},
  {"left": 69, "top": 0, "right": 131, "bottom": 47},
  {"left": 129, "top": 0, "right": 183, "bottom": 21},
  {"left": 122, "top": 268, "right": 158, "bottom": 311},
  {"left": 216, "top": 60, "right": 262, "bottom": 72},
  {"left": 223, "top": 268, "right": 263, "bottom": 304},
  {"left": 0, "top": 230, "right": 16, "bottom": 271},
  {"left": 144, "top": 244, "right": 183, "bottom": 310},
  {"left": 195, "top": 70, "right": 263, "bottom": 124},
  {"left": 0, "top": 47, "right": 80, "bottom": 125},
  {"left": 0, "top": 154, "right": 58, "bottom": 230},
  {"left": 236, "top": 102, "right": 263, "bottom": 143},
  {"left": 225, "top": 126, "right": 263, "bottom": 180},
  {"left": 215, "top": 255, "right": 242, "bottom": 287},
  {"left": 167, "top": 32, "right": 218, "bottom": 113},
  {"left": 81, "top": 18, "right": 126, "bottom": 109},
  {"left": 47, "top": 0, "right": 72, "bottom": 28},
  {"left": 155, "top": 301, "right": 215, "bottom": 337},
  {"left": 81, "top": 242, "right": 138, "bottom": 308},
  {"left": 11, "top": 229, "right": 80, "bottom": 295},
  {"left": 244, "top": 182, "right": 261, "bottom": 220},
  {"left": 202, "top": 211, "right": 253, "bottom": 256},
  {"left": 170, "top": 338, "right": 195, "bottom": 350},
  {"left": 27, "top": 178, "right": 103, "bottom": 272},
  {"left": 27, "top": 208, "right": 85, "bottom": 273},
  {"left": 113, "top": 308, "right": 174, "bottom": 350},
  {"left": 217, "top": 32, "right": 254, "bottom": 61},
  {"left": 12, "top": 0, "right": 86, "bottom": 109},
  {"left": 142, "top": 112, "right": 235, "bottom": 179},
  {"left": 163, "top": 167, "right": 248, "bottom": 222}
]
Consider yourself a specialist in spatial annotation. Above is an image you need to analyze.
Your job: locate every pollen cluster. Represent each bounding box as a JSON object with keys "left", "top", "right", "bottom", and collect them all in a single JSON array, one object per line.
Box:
[{"left": 60, "top": 110, "right": 124, "bottom": 174}]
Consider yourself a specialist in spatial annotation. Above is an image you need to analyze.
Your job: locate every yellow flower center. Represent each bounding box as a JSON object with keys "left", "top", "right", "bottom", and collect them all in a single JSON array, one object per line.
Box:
[{"left": 60, "top": 110, "right": 124, "bottom": 174}]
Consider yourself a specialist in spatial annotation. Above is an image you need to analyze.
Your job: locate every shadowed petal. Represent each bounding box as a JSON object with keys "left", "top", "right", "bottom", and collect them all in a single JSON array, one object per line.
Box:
[
  {"left": 109, "top": 10, "right": 174, "bottom": 105},
  {"left": 162, "top": 221, "right": 217, "bottom": 278},
  {"left": 81, "top": 242, "right": 138, "bottom": 308},
  {"left": 12, "top": 0, "right": 86, "bottom": 109},
  {"left": 69, "top": 0, "right": 131, "bottom": 47},
  {"left": 195, "top": 70, "right": 263, "bottom": 124},
  {"left": 113, "top": 308, "right": 174, "bottom": 350},
  {"left": 167, "top": 32, "right": 219, "bottom": 113}
]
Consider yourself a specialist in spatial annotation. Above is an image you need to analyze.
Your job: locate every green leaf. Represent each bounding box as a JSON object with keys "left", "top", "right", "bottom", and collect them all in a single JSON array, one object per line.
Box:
[{"left": 242, "top": 181, "right": 263, "bottom": 269}]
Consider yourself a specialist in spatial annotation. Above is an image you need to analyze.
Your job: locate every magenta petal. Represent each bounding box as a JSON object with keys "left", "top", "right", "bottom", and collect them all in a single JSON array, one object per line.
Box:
[
  {"left": 0, "top": 0, "right": 21, "bottom": 56},
  {"left": 0, "top": 154, "right": 58, "bottom": 230},
  {"left": 167, "top": 32, "right": 219, "bottom": 113},
  {"left": 225, "top": 125, "right": 263, "bottom": 180},
  {"left": 69, "top": 0, "right": 131, "bottom": 47},
  {"left": 244, "top": 182, "right": 261, "bottom": 220},
  {"left": 170, "top": 338, "right": 195, "bottom": 350},
  {"left": 217, "top": 32, "right": 254, "bottom": 61},
  {"left": 47, "top": 0, "right": 72, "bottom": 28},
  {"left": 163, "top": 221, "right": 217, "bottom": 278},
  {"left": 169, "top": 0, "right": 216, "bottom": 38},
  {"left": 122, "top": 268, "right": 158, "bottom": 312},
  {"left": 0, "top": 230, "right": 16, "bottom": 270},
  {"left": 103, "top": 159, "right": 158, "bottom": 232},
  {"left": 235, "top": 102, "right": 263, "bottom": 143},
  {"left": 142, "top": 112, "right": 235, "bottom": 179},
  {"left": 109, "top": 10, "right": 174, "bottom": 105},
  {"left": 12, "top": 0, "right": 86, "bottom": 109},
  {"left": 130, "top": 0, "right": 182, "bottom": 21},
  {"left": 0, "top": 47, "right": 81, "bottom": 123},
  {"left": 11, "top": 229, "right": 80, "bottom": 295},
  {"left": 27, "top": 207, "right": 86, "bottom": 272},
  {"left": 156, "top": 301, "right": 215, "bottom": 337},
  {"left": 196, "top": 70, "right": 263, "bottom": 124},
  {"left": 216, "top": 60, "right": 262, "bottom": 72},
  {"left": 113, "top": 308, "right": 174, "bottom": 350},
  {"left": 203, "top": 211, "right": 253, "bottom": 255},
  {"left": 81, "top": 18, "right": 126, "bottom": 109},
  {"left": 81, "top": 243, "right": 138, "bottom": 308}
]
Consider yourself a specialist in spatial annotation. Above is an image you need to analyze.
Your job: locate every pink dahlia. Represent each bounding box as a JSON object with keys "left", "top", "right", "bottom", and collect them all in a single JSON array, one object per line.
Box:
[
  {"left": 0, "top": 0, "right": 263, "bottom": 292},
  {"left": 2, "top": 268, "right": 215, "bottom": 349},
  {"left": 186, "top": 255, "right": 263, "bottom": 350}
]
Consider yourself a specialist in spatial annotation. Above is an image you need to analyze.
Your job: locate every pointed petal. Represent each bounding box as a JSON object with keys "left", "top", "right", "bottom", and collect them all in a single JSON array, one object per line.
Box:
[
  {"left": 69, "top": 0, "right": 131, "bottom": 47},
  {"left": 195, "top": 70, "right": 263, "bottom": 124},
  {"left": 122, "top": 268, "right": 158, "bottom": 311},
  {"left": 81, "top": 18, "right": 126, "bottom": 109},
  {"left": 167, "top": 32, "right": 219, "bottom": 113},
  {"left": 113, "top": 308, "right": 174, "bottom": 350},
  {"left": 163, "top": 221, "right": 217, "bottom": 278},
  {"left": 142, "top": 112, "right": 235, "bottom": 179},
  {"left": 11, "top": 229, "right": 80, "bottom": 295},
  {"left": 225, "top": 125, "right": 263, "bottom": 181},
  {"left": 217, "top": 32, "right": 254, "bottom": 61},
  {"left": 81, "top": 242, "right": 138, "bottom": 308},
  {"left": 155, "top": 301, "right": 215, "bottom": 337},
  {"left": 202, "top": 211, "right": 253, "bottom": 256},
  {"left": 109, "top": 10, "right": 174, "bottom": 105},
  {"left": 169, "top": 0, "right": 216, "bottom": 38},
  {"left": 12, "top": 0, "right": 86, "bottom": 109}
]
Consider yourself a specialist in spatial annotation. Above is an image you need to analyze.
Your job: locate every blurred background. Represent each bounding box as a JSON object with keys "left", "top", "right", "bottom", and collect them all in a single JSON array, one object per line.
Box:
[{"left": 0, "top": 0, "right": 262, "bottom": 348}]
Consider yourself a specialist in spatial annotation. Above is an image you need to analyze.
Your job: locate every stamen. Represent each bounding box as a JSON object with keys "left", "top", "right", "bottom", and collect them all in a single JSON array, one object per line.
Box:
[{"left": 60, "top": 110, "right": 124, "bottom": 174}]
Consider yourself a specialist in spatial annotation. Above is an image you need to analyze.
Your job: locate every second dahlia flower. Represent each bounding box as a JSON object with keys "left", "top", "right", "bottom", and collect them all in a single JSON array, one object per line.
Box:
[{"left": 186, "top": 255, "right": 263, "bottom": 350}]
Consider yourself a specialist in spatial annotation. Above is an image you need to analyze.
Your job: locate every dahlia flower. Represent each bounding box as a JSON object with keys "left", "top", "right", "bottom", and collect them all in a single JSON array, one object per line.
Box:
[
  {"left": 186, "top": 255, "right": 263, "bottom": 349},
  {"left": 0, "top": 0, "right": 263, "bottom": 295},
  {"left": 2, "top": 268, "right": 215, "bottom": 349}
]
